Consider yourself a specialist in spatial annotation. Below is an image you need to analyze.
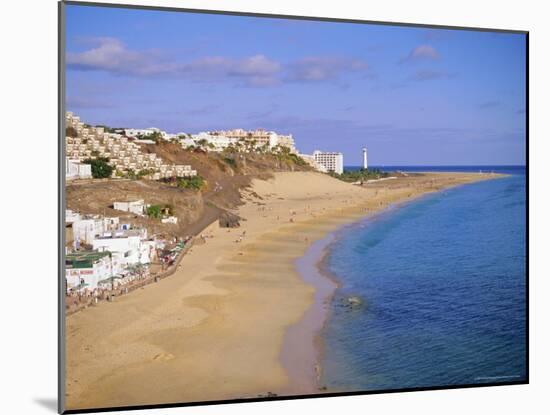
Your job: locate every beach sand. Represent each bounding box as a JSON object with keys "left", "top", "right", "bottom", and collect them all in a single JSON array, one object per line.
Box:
[{"left": 65, "top": 171, "right": 502, "bottom": 410}]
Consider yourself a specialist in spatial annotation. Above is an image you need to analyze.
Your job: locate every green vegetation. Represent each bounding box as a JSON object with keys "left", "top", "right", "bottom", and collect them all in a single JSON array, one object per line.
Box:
[
  {"left": 176, "top": 175, "right": 205, "bottom": 190},
  {"left": 149, "top": 131, "right": 163, "bottom": 143},
  {"left": 196, "top": 138, "right": 209, "bottom": 148},
  {"left": 146, "top": 204, "right": 174, "bottom": 219},
  {"left": 138, "top": 168, "right": 154, "bottom": 178},
  {"left": 126, "top": 169, "right": 137, "bottom": 180},
  {"left": 182, "top": 144, "right": 207, "bottom": 154},
  {"left": 146, "top": 204, "right": 162, "bottom": 219},
  {"left": 286, "top": 152, "right": 308, "bottom": 167},
  {"left": 190, "top": 138, "right": 217, "bottom": 151},
  {"left": 223, "top": 144, "right": 238, "bottom": 154},
  {"left": 329, "top": 168, "right": 389, "bottom": 183},
  {"left": 137, "top": 131, "right": 163, "bottom": 143},
  {"left": 275, "top": 146, "right": 308, "bottom": 167},
  {"left": 244, "top": 139, "right": 258, "bottom": 153},
  {"left": 160, "top": 175, "right": 205, "bottom": 190},
  {"left": 83, "top": 157, "right": 113, "bottom": 179},
  {"left": 124, "top": 168, "right": 153, "bottom": 180},
  {"left": 222, "top": 156, "right": 237, "bottom": 169}
]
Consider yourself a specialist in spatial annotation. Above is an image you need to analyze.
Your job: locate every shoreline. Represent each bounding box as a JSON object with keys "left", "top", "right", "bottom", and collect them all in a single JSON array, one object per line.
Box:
[
  {"left": 65, "top": 171, "right": 505, "bottom": 410},
  {"left": 282, "top": 176, "right": 509, "bottom": 394},
  {"left": 279, "top": 232, "right": 339, "bottom": 395}
]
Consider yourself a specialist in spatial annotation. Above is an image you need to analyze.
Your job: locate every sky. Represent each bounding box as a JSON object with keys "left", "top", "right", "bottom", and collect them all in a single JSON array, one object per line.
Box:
[{"left": 65, "top": 4, "right": 527, "bottom": 166}]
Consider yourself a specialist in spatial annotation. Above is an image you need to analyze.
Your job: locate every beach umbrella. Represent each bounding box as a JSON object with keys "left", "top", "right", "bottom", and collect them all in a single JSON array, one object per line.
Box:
[{"left": 74, "top": 282, "right": 89, "bottom": 291}]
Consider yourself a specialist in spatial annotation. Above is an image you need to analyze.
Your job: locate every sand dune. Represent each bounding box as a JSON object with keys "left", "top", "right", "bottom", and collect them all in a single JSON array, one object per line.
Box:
[{"left": 65, "top": 171, "right": 501, "bottom": 410}]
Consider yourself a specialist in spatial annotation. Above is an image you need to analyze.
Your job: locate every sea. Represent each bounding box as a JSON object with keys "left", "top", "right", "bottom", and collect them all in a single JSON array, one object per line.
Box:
[{"left": 320, "top": 165, "right": 527, "bottom": 392}]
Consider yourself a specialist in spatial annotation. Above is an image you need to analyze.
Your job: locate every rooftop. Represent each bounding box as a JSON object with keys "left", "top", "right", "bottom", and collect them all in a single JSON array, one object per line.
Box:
[
  {"left": 66, "top": 251, "right": 111, "bottom": 269},
  {"left": 94, "top": 229, "right": 143, "bottom": 240}
]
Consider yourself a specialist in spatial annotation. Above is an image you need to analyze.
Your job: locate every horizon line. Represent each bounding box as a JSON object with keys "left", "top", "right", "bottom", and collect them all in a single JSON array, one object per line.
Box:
[{"left": 345, "top": 164, "right": 526, "bottom": 167}]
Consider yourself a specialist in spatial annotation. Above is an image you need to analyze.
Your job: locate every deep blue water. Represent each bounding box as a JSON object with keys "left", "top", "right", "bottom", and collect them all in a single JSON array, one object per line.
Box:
[
  {"left": 346, "top": 165, "right": 526, "bottom": 175},
  {"left": 321, "top": 166, "right": 526, "bottom": 392}
]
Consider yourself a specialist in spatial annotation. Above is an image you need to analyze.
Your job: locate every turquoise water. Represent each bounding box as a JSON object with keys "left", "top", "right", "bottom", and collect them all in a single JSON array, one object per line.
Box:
[{"left": 321, "top": 167, "right": 527, "bottom": 392}]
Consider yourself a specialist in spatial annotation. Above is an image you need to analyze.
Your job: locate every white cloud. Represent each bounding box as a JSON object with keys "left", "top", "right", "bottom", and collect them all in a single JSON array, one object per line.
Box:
[
  {"left": 67, "top": 38, "right": 281, "bottom": 86},
  {"left": 400, "top": 45, "right": 440, "bottom": 63},
  {"left": 67, "top": 38, "right": 369, "bottom": 87}
]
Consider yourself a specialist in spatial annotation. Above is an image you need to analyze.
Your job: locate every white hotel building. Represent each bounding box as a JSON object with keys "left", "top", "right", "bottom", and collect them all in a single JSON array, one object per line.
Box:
[
  {"left": 189, "top": 129, "right": 296, "bottom": 153},
  {"left": 313, "top": 151, "right": 344, "bottom": 174}
]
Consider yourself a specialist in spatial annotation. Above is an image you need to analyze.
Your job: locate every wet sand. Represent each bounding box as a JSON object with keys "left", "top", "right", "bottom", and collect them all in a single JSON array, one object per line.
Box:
[
  {"left": 280, "top": 233, "right": 339, "bottom": 394},
  {"left": 65, "top": 171, "right": 503, "bottom": 410}
]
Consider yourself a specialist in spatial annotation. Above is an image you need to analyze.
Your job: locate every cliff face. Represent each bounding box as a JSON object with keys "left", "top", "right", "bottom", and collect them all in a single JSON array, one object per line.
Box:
[
  {"left": 141, "top": 142, "right": 312, "bottom": 212},
  {"left": 66, "top": 145, "right": 312, "bottom": 238},
  {"left": 141, "top": 142, "right": 311, "bottom": 179}
]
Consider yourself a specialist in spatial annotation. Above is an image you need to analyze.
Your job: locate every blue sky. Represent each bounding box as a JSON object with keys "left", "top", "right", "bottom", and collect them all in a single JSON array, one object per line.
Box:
[{"left": 65, "top": 4, "right": 526, "bottom": 166}]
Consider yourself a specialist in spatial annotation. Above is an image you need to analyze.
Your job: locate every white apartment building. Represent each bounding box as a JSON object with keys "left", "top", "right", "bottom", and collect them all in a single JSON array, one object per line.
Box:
[
  {"left": 313, "top": 151, "right": 344, "bottom": 174},
  {"left": 298, "top": 153, "right": 328, "bottom": 173},
  {"left": 66, "top": 158, "right": 92, "bottom": 180},
  {"left": 65, "top": 209, "right": 81, "bottom": 225},
  {"left": 179, "top": 137, "right": 197, "bottom": 148},
  {"left": 124, "top": 128, "right": 160, "bottom": 138},
  {"left": 271, "top": 134, "right": 296, "bottom": 153},
  {"left": 72, "top": 217, "right": 106, "bottom": 245},
  {"left": 66, "top": 227, "right": 153, "bottom": 293},
  {"left": 65, "top": 251, "right": 113, "bottom": 292},
  {"left": 124, "top": 128, "right": 176, "bottom": 141},
  {"left": 113, "top": 200, "right": 146, "bottom": 215},
  {"left": 161, "top": 216, "right": 178, "bottom": 224},
  {"left": 191, "top": 132, "right": 239, "bottom": 152},
  {"left": 160, "top": 131, "right": 177, "bottom": 141},
  {"left": 93, "top": 229, "right": 151, "bottom": 274},
  {"left": 66, "top": 113, "right": 197, "bottom": 180},
  {"left": 133, "top": 138, "right": 157, "bottom": 145},
  {"left": 72, "top": 216, "right": 121, "bottom": 245},
  {"left": 197, "top": 129, "right": 296, "bottom": 153}
]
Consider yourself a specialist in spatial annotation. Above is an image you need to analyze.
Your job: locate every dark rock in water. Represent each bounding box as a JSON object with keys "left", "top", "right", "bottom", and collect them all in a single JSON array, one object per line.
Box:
[
  {"left": 337, "top": 295, "right": 365, "bottom": 310},
  {"left": 347, "top": 296, "right": 362, "bottom": 306},
  {"left": 219, "top": 211, "right": 241, "bottom": 228}
]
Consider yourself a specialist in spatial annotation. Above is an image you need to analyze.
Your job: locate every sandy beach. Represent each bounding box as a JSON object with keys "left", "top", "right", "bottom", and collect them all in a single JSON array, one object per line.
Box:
[{"left": 65, "top": 171, "right": 502, "bottom": 410}]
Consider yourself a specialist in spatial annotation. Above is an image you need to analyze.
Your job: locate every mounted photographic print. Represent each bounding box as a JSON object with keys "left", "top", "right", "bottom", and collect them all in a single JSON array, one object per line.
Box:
[{"left": 59, "top": 1, "right": 528, "bottom": 413}]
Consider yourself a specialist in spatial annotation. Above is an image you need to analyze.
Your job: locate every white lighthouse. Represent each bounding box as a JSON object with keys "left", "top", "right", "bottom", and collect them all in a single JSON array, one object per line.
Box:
[{"left": 362, "top": 147, "right": 368, "bottom": 170}]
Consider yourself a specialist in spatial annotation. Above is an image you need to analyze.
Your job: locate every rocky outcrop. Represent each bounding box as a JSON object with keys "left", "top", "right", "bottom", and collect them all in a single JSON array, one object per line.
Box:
[{"left": 218, "top": 211, "right": 241, "bottom": 228}]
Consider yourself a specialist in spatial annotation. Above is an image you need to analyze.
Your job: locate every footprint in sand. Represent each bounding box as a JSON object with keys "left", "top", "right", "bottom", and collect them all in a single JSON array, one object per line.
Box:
[{"left": 153, "top": 352, "right": 175, "bottom": 362}]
